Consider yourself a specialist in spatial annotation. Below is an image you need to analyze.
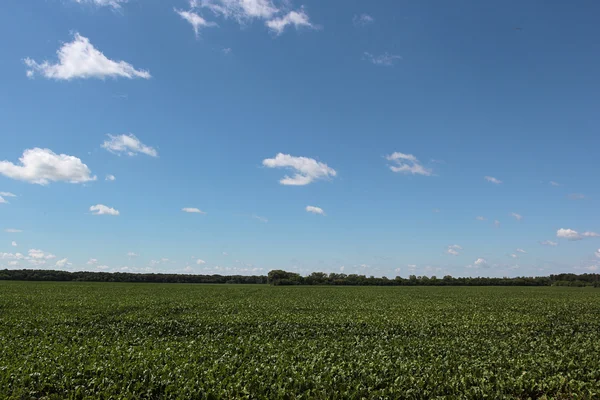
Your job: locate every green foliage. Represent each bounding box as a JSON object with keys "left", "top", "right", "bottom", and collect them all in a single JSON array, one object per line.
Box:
[{"left": 1, "top": 282, "right": 600, "bottom": 398}]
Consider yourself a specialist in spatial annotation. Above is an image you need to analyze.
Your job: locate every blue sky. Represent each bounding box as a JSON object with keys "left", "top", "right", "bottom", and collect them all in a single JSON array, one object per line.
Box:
[{"left": 1, "top": 0, "right": 599, "bottom": 277}]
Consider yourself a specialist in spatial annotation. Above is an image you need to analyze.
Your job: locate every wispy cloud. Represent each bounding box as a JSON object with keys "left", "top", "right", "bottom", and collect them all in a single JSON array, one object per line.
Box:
[
  {"left": 484, "top": 176, "right": 502, "bottom": 184},
  {"left": 446, "top": 245, "right": 462, "bottom": 256},
  {"left": 105, "top": 174, "right": 116, "bottom": 181},
  {"left": 540, "top": 240, "right": 558, "bottom": 246},
  {"left": 0, "top": 148, "right": 95, "bottom": 185},
  {"left": 363, "top": 52, "right": 401, "bottom": 66},
  {"left": 494, "top": 220, "right": 501, "bottom": 228},
  {"left": 25, "top": 33, "right": 150, "bottom": 80},
  {"left": 90, "top": 204, "right": 120, "bottom": 216},
  {"left": 5, "top": 229, "right": 22, "bottom": 233},
  {"left": 74, "top": 0, "right": 127, "bottom": 9},
  {"left": 353, "top": 14, "right": 374, "bottom": 27},
  {"left": 0, "top": 192, "right": 16, "bottom": 197},
  {"left": 262, "top": 153, "right": 336, "bottom": 186},
  {"left": 266, "top": 9, "right": 314, "bottom": 35},
  {"left": 510, "top": 212, "right": 523, "bottom": 221},
  {"left": 102, "top": 134, "right": 157, "bottom": 157},
  {"left": 385, "top": 152, "right": 432, "bottom": 176},
  {"left": 516, "top": 248, "right": 526, "bottom": 253},
  {"left": 182, "top": 207, "right": 206, "bottom": 214},
  {"left": 252, "top": 214, "right": 268, "bottom": 223},
  {"left": 306, "top": 206, "right": 325, "bottom": 215},
  {"left": 175, "top": 8, "right": 217, "bottom": 37},
  {"left": 549, "top": 181, "right": 560, "bottom": 186},
  {"left": 476, "top": 216, "right": 486, "bottom": 221},
  {"left": 568, "top": 193, "right": 586, "bottom": 200}
]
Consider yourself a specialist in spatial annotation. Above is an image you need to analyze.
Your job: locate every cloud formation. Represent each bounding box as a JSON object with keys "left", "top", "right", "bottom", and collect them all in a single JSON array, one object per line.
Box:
[
  {"left": 105, "top": 174, "right": 116, "bottom": 181},
  {"left": 182, "top": 207, "right": 206, "bottom": 214},
  {"left": 363, "top": 52, "right": 401, "bottom": 66},
  {"left": 25, "top": 33, "right": 150, "bottom": 80},
  {"left": 175, "top": 8, "right": 217, "bottom": 37},
  {"left": 263, "top": 153, "right": 336, "bottom": 185},
  {"left": 540, "top": 240, "right": 558, "bottom": 246},
  {"left": 353, "top": 14, "right": 374, "bottom": 26},
  {"left": 510, "top": 212, "right": 523, "bottom": 221},
  {"left": 90, "top": 204, "right": 120, "bottom": 216},
  {"left": 385, "top": 152, "right": 432, "bottom": 176},
  {"left": 102, "top": 134, "right": 158, "bottom": 157},
  {"left": 484, "top": 176, "right": 502, "bottom": 184},
  {"left": 266, "top": 9, "right": 314, "bottom": 34},
  {"left": 5, "top": 229, "right": 22, "bottom": 233},
  {"left": 306, "top": 206, "right": 325, "bottom": 215},
  {"left": 74, "top": 0, "right": 127, "bottom": 9},
  {"left": 446, "top": 245, "right": 462, "bottom": 256},
  {"left": 555, "top": 229, "right": 598, "bottom": 241},
  {"left": 0, "top": 148, "right": 95, "bottom": 185}
]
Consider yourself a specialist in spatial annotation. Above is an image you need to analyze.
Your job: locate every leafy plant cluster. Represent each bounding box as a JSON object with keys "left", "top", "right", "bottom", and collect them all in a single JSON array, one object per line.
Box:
[{"left": 1, "top": 282, "right": 600, "bottom": 399}]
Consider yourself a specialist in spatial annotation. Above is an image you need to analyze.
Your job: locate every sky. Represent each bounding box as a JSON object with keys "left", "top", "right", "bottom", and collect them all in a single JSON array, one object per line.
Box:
[{"left": 1, "top": 0, "right": 599, "bottom": 278}]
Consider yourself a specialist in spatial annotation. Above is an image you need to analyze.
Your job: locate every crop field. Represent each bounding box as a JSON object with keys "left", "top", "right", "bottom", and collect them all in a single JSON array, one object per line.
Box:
[{"left": 1, "top": 282, "right": 600, "bottom": 399}]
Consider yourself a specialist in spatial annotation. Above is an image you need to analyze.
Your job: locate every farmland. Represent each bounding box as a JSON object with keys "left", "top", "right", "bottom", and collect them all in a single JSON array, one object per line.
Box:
[{"left": 1, "top": 282, "right": 600, "bottom": 399}]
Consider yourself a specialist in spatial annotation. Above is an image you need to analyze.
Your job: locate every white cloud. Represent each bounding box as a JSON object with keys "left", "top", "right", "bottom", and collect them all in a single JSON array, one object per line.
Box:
[
  {"left": 102, "top": 134, "right": 157, "bottom": 157},
  {"left": 0, "top": 252, "right": 25, "bottom": 260},
  {"left": 540, "top": 240, "right": 558, "bottom": 246},
  {"left": 510, "top": 212, "right": 523, "bottom": 221},
  {"left": 262, "top": 153, "right": 336, "bottom": 185},
  {"left": 97, "top": 265, "right": 110, "bottom": 270},
  {"left": 407, "top": 264, "right": 417, "bottom": 269},
  {"left": 474, "top": 258, "right": 488, "bottom": 267},
  {"left": 127, "top": 252, "right": 138, "bottom": 257},
  {"left": 363, "top": 52, "right": 401, "bottom": 66},
  {"left": 353, "top": 14, "right": 374, "bottom": 26},
  {"left": 0, "top": 148, "right": 95, "bottom": 185},
  {"left": 184, "top": 266, "right": 194, "bottom": 273},
  {"left": 568, "top": 193, "right": 586, "bottom": 200},
  {"left": 549, "top": 181, "right": 560, "bottom": 186},
  {"left": 583, "top": 231, "right": 600, "bottom": 238},
  {"left": 105, "top": 174, "right": 116, "bottom": 181},
  {"left": 55, "top": 258, "right": 70, "bottom": 268},
  {"left": 494, "top": 220, "right": 501, "bottom": 227},
  {"left": 446, "top": 245, "right": 462, "bottom": 256},
  {"left": 306, "top": 206, "right": 325, "bottom": 215},
  {"left": 266, "top": 9, "right": 314, "bottom": 34},
  {"left": 90, "top": 204, "right": 120, "bottom": 216},
  {"left": 175, "top": 8, "right": 217, "bottom": 37},
  {"left": 222, "top": 47, "right": 232, "bottom": 55},
  {"left": 87, "top": 258, "right": 98, "bottom": 265},
  {"left": 385, "top": 152, "right": 432, "bottom": 176},
  {"left": 74, "top": 0, "right": 127, "bottom": 9},
  {"left": 5, "top": 228, "right": 22, "bottom": 233},
  {"left": 595, "top": 249, "right": 600, "bottom": 258},
  {"left": 194, "top": 0, "right": 278, "bottom": 21},
  {"left": 121, "top": 266, "right": 130, "bottom": 271},
  {"left": 182, "top": 207, "right": 206, "bottom": 214},
  {"left": 510, "top": 254, "right": 518, "bottom": 259},
  {"left": 0, "top": 192, "right": 16, "bottom": 197},
  {"left": 516, "top": 248, "right": 527, "bottom": 253},
  {"left": 11, "top": 241, "right": 17, "bottom": 247},
  {"left": 196, "top": 259, "right": 206, "bottom": 265},
  {"left": 0, "top": 196, "right": 7, "bottom": 204},
  {"left": 252, "top": 214, "right": 268, "bottom": 223},
  {"left": 222, "top": 252, "right": 228, "bottom": 256},
  {"left": 24, "top": 33, "right": 150, "bottom": 80},
  {"left": 484, "top": 176, "right": 502, "bottom": 184},
  {"left": 476, "top": 216, "right": 486, "bottom": 221},
  {"left": 28, "top": 249, "right": 56, "bottom": 260},
  {"left": 557, "top": 228, "right": 582, "bottom": 241}
]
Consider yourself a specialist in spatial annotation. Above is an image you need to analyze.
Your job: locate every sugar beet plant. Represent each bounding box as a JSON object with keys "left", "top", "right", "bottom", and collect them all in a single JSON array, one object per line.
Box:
[{"left": 1, "top": 282, "right": 600, "bottom": 399}]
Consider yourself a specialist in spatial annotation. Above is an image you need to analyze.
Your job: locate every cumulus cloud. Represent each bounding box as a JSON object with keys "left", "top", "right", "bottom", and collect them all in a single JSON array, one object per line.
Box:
[
  {"left": 540, "top": 240, "right": 558, "bottom": 246},
  {"left": 182, "top": 207, "right": 206, "bottom": 214},
  {"left": 446, "top": 245, "right": 462, "bottom": 256},
  {"left": 556, "top": 228, "right": 584, "bottom": 241},
  {"left": 484, "top": 176, "right": 502, "bottom": 184},
  {"left": 102, "top": 134, "right": 157, "bottom": 157},
  {"left": 583, "top": 231, "right": 600, "bottom": 238},
  {"left": 5, "top": 229, "right": 22, "bottom": 233},
  {"left": 11, "top": 241, "right": 17, "bottom": 247},
  {"left": 87, "top": 258, "right": 98, "bottom": 265},
  {"left": 90, "top": 204, "right": 120, "bottom": 216},
  {"left": 262, "top": 153, "right": 336, "bottom": 185},
  {"left": 55, "top": 258, "right": 70, "bottom": 268},
  {"left": 74, "top": 0, "right": 127, "bottom": 9},
  {"left": 105, "top": 174, "right": 116, "bottom": 181},
  {"left": 474, "top": 258, "right": 488, "bottom": 267},
  {"left": 175, "top": 8, "right": 217, "bottom": 37},
  {"left": 266, "top": 9, "right": 314, "bottom": 34},
  {"left": 385, "top": 152, "right": 432, "bottom": 176},
  {"left": 127, "top": 252, "right": 138, "bottom": 257},
  {"left": 510, "top": 212, "right": 523, "bottom": 221},
  {"left": 24, "top": 33, "right": 150, "bottom": 80},
  {"left": 306, "top": 205, "right": 325, "bottom": 215},
  {"left": 353, "top": 14, "right": 374, "bottom": 26},
  {"left": 28, "top": 249, "right": 56, "bottom": 260},
  {"left": 363, "top": 52, "right": 401, "bottom": 66},
  {"left": 0, "top": 148, "right": 95, "bottom": 185},
  {"left": 196, "top": 259, "right": 206, "bottom": 265}
]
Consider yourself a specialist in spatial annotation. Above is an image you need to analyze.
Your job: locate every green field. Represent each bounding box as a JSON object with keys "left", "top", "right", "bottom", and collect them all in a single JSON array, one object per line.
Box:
[{"left": 1, "top": 282, "right": 600, "bottom": 399}]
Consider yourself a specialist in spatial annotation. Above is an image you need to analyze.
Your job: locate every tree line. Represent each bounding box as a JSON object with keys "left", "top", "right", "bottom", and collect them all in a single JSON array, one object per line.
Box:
[{"left": 1, "top": 268, "right": 599, "bottom": 287}]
